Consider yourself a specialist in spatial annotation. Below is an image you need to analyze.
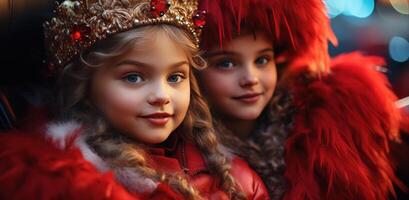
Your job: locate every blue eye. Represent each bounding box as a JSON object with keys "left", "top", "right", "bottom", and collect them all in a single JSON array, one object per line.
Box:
[
  {"left": 123, "top": 74, "right": 143, "bottom": 84},
  {"left": 216, "top": 60, "right": 235, "bottom": 69},
  {"left": 255, "top": 56, "right": 270, "bottom": 65},
  {"left": 168, "top": 74, "right": 185, "bottom": 83}
]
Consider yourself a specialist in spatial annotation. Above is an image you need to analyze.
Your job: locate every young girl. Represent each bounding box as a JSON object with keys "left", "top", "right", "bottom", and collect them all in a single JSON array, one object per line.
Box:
[
  {"left": 197, "top": 0, "right": 404, "bottom": 199},
  {"left": 0, "top": 0, "right": 269, "bottom": 199}
]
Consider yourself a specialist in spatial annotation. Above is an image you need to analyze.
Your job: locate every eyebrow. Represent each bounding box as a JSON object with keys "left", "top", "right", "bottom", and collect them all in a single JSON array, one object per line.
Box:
[
  {"left": 115, "top": 60, "right": 189, "bottom": 69},
  {"left": 258, "top": 48, "right": 274, "bottom": 54},
  {"left": 204, "top": 48, "right": 274, "bottom": 58},
  {"left": 203, "top": 51, "right": 238, "bottom": 58}
]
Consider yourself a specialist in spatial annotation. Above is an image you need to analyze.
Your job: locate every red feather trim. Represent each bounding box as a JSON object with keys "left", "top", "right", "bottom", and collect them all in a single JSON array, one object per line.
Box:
[
  {"left": 400, "top": 110, "right": 409, "bottom": 134},
  {"left": 0, "top": 131, "right": 183, "bottom": 200},
  {"left": 198, "top": 0, "right": 337, "bottom": 73},
  {"left": 283, "top": 52, "right": 403, "bottom": 200}
]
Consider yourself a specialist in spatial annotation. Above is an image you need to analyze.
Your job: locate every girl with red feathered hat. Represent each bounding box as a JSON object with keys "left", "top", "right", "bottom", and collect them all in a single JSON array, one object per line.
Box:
[{"left": 196, "top": 0, "right": 405, "bottom": 199}]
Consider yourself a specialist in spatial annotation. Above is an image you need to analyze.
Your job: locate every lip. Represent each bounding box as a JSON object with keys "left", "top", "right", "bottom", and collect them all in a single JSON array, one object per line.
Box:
[
  {"left": 141, "top": 112, "right": 173, "bottom": 126},
  {"left": 232, "top": 92, "right": 263, "bottom": 104}
]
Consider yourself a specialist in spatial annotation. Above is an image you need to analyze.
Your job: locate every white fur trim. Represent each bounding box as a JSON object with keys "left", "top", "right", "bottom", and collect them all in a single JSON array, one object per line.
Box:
[
  {"left": 44, "top": 121, "right": 158, "bottom": 193},
  {"left": 75, "top": 136, "right": 110, "bottom": 172},
  {"left": 115, "top": 168, "right": 158, "bottom": 193},
  {"left": 45, "top": 121, "right": 82, "bottom": 149},
  {"left": 44, "top": 121, "right": 109, "bottom": 171}
]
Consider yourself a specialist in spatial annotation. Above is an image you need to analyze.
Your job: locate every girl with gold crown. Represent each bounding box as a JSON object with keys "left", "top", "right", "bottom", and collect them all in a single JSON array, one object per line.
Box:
[
  {"left": 196, "top": 0, "right": 405, "bottom": 199},
  {"left": 0, "top": 0, "right": 270, "bottom": 199}
]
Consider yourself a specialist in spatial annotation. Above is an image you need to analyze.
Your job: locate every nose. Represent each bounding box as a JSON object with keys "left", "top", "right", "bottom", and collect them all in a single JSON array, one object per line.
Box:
[
  {"left": 239, "top": 64, "right": 259, "bottom": 88},
  {"left": 147, "top": 81, "right": 171, "bottom": 106}
]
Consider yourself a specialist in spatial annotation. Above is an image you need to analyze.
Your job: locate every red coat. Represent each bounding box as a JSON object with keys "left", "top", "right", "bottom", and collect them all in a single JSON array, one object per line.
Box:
[
  {"left": 0, "top": 112, "right": 269, "bottom": 200},
  {"left": 149, "top": 135, "right": 269, "bottom": 199}
]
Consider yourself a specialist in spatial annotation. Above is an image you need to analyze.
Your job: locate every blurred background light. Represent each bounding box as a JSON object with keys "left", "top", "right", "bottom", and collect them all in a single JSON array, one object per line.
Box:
[
  {"left": 324, "top": 0, "right": 409, "bottom": 99},
  {"left": 325, "top": 0, "right": 346, "bottom": 18},
  {"left": 344, "top": 0, "right": 375, "bottom": 18},
  {"left": 389, "top": 36, "right": 409, "bottom": 62},
  {"left": 390, "top": 0, "right": 409, "bottom": 14},
  {"left": 326, "top": 0, "right": 375, "bottom": 18}
]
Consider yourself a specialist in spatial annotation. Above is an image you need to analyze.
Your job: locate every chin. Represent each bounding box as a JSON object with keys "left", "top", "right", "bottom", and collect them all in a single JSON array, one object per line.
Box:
[
  {"left": 232, "top": 109, "right": 262, "bottom": 121},
  {"left": 143, "top": 133, "right": 171, "bottom": 144}
]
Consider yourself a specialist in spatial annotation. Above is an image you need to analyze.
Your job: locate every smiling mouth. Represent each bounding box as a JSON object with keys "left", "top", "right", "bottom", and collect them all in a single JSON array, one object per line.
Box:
[
  {"left": 232, "top": 92, "right": 264, "bottom": 104},
  {"left": 141, "top": 112, "right": 173, "bottom": 126}
]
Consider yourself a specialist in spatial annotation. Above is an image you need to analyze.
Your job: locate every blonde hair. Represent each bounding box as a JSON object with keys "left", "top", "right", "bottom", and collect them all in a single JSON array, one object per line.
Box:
[{"left": 54, "top": 24, "right": 245, "bottom": 199}]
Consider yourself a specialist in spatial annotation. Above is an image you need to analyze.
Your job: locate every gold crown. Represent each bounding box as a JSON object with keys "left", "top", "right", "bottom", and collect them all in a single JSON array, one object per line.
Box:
[{"left": 43, "top": 0, "right": 206, "bottom": 71}]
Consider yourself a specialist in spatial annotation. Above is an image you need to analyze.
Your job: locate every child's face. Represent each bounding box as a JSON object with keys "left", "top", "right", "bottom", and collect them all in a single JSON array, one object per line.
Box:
[
  {"left": 90, "top": 31, "right": 190, "bottom": 144},
  {"left": 199, "top": 32, "right": 277, "bottom": 121}
]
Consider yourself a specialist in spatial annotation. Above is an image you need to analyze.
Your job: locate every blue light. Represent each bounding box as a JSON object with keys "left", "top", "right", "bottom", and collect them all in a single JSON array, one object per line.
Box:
[
  {"left": 325, "top": 0, "right": 374, "bottom": 18},
  {"left": 389, "top": 36, "right": 409, "bottom": 62},
  {"left": 343, "top": 0, "right": 374, "bottom": 18},
  {"left": 343, "top": 0, "right": 363, "bottom": 17},
  {"left": 325, "top": 0, "right": 345, "bottom": 18},
  {"left": 355, "top": 0, "right": 374, "bottom": 18}
]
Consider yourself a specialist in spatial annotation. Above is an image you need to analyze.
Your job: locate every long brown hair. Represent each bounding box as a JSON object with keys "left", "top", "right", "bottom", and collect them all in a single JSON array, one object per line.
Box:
[{"left": 54, "top": 25, "right": 245, "bottom": 199}]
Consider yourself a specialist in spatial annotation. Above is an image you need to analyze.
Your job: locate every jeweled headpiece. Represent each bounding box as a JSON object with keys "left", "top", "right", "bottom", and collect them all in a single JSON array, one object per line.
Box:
[{"left": 44, "top": 0, "right": 206, "bottom": 71}]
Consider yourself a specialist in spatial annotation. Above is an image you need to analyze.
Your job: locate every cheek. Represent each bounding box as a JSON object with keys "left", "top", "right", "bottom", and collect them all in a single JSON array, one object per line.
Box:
[
  {"left": 172, "top": 82, "right": 190, "bottom": 115},
  {"left": 109, "top": 89, "right": 142, "bottom": 110},
  {"left": 93, "top": 81, "right": 144, "bottom": 115},
  {"left": 199, "top": 70, "right": 237, "bottom": 98},
  {"left": 260, "top": 66, "right": 278, "bottom": 93}
]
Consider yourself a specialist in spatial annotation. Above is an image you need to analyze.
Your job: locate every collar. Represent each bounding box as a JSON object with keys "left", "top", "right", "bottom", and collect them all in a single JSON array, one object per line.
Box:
[
  {"left": 150, "top": 132, "right": 179, "bottom": 156},
  {"left": 147, "top": 134, "right": 209, "bottom": 176},
  {"left": 44, "top": 118, "right": 210, "bottom": 177}
]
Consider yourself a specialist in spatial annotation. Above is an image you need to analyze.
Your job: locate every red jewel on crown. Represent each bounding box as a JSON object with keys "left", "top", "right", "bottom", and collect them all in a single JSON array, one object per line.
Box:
[
  {"left": 150, "top": 0, "right": 171, "bottom": 18},
  {"left": 70, "top": 25, "right": 91, "bottom": 42},
  {"left": 71, "top": 31, "right": 82, "bottom": 41},
  {"left": 193, "top": 10, "right": 206, "bottom": 28}
]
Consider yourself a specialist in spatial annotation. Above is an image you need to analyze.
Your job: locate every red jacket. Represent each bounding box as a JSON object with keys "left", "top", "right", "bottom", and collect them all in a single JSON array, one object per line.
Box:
[
  {"left": 0, "top": 114, "right": 269, "bottom": 199},
  {"left": 149, "top": 135, "right": 269, "bottom": 199}
]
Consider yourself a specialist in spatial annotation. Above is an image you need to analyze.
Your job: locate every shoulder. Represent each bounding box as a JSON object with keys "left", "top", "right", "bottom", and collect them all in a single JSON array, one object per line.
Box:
[
  {"left": 0, "top": 128, "right": 137, "bottom": 199},
  {"left": 230, "top": 157, "right": 271, "bottom": 200},
  {"left": 0, "top": 121, "right": 183, "bottom": 200}
]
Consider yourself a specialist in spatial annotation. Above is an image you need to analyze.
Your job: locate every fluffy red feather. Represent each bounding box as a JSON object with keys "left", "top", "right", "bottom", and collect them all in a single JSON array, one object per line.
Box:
[
  {"left": 0, "top": 130, "right": 183, "bottom": 200},
  {"left": 283, "top": 52, "right": 403, "bottom": 200}
]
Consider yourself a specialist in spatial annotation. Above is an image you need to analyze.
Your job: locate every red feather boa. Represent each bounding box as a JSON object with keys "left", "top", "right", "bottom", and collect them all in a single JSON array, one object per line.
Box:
[
  {"left": 0, "top": 130, "right": 183, "bottom": 200},
  {"left": 283, "top": 52, "right": 403, "bottom": 200}
]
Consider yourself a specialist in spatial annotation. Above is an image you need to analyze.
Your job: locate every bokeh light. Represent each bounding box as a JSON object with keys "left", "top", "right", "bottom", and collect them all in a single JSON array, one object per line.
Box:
[
  {"left": 389, "top": 36, "right": 409, "bottom": 62},
  {"left": 344, "top": 0, "right": 375, "bottom": 18},
  {"left": 325, "top": 0, "right": 375, "bottom": 18},
  {"left": 390, "top": 0, "right": 409, "bottom": 14},
  {"left": 325, "top": 0, "right": 345, "bottom": 18}
]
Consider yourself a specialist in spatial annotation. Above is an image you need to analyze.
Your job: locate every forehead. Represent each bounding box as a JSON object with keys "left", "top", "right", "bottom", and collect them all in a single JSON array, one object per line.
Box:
[
  {"left": 121, "top": 30, "right": 189, "bottom": 64},
  {"left": 211, "top": 31, "right": 273, "bottom": 53}
]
